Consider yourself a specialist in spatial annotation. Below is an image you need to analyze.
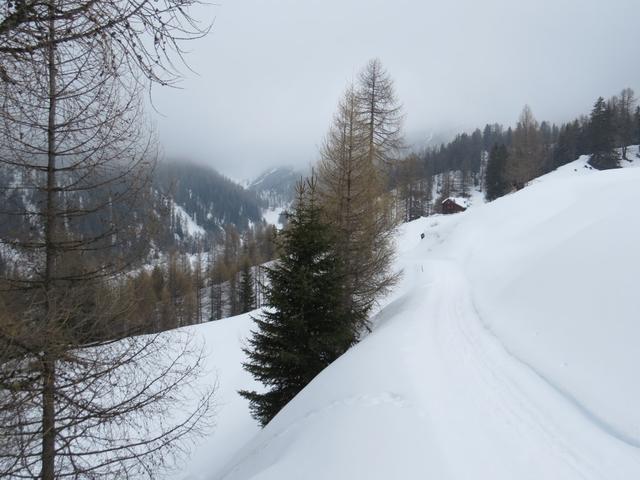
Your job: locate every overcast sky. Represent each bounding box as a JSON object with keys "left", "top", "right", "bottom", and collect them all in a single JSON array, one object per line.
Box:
[{"left": 153, "top": 0, "right": 640, "bottom": 181}]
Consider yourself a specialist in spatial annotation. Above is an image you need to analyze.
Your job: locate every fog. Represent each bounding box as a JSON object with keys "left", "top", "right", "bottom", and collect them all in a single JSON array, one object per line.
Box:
[{"left": 153, "top": 0, "right": 640, "bottom": 180}]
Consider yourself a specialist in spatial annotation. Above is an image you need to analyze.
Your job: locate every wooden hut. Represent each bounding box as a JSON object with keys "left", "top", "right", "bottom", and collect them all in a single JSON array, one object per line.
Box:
[{"left": 441, "top": 197, "right": 468, "bottom": 214}]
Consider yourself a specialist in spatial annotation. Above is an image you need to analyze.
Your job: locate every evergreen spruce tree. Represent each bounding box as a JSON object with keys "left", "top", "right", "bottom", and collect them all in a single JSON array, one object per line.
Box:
[
  {"left": 485, "top": 144, "right": 509, "bottom": 201},
  {"left": 588, "top": 97, "right": 619, "bottom": 170},
  {"left": 240, "top": 178, "right": 357, "bottom": 426},
  {"left": 553, "top": 124, "right": 578, "bottom": 168},
  {"left": 209, "top": 257, "right": 225, "bottom": 321},
  {"left": 239, "top": 259, "right": 256, "bottom": 313}
]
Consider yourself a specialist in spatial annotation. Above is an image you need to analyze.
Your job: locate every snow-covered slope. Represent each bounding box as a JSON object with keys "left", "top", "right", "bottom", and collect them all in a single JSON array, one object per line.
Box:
[
  {"left": 261, "top": 206, "right": 286, "bottom": 229},
  {"left": 248, "top": 166, "right": 301, "bottom": 210},
  {"left": 173, "top": 202, "right": 206, "bottom": 238},
  {"left": 174, "top": 149, "right": 640, "bottom": 480}
]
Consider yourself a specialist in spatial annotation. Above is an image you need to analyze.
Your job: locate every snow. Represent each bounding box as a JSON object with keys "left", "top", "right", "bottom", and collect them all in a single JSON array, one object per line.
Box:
[
  {"left": 174, "top": 203, "right": 206, "bottom": 237},
  {"left": 169, "top": 148, "right": 640, "bottom": 480},
  {"left": 168, "top": 315, "right": 263, "bottom": 480},
  {"left": 262, "top": 207, "right": 285, "bottom": 229},
  {"left": 249, "top": 168, "right": 279, "bottom": 188}
]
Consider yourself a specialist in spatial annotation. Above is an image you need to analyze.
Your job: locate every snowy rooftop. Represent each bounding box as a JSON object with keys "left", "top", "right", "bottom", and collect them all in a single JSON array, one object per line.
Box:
[{"left": 442, "top": 196, "right": 470, "bottom": 208}]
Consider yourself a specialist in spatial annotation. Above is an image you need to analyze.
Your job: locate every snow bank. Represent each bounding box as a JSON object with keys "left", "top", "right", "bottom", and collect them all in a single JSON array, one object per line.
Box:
[
  {"left": 456, "top": 151, "right": 640, "bottom": 446},
  {"left": 168, "top": 314, "right": 262, "bottom": 480}
]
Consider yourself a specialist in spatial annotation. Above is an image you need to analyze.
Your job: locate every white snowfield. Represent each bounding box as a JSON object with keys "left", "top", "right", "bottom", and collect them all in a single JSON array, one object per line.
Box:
[
  {"left": 262, "top": 206, "right": 285, "bottom": 229},
  {"left": 175, "top": 148, "right": 640, "bottom": 480}
]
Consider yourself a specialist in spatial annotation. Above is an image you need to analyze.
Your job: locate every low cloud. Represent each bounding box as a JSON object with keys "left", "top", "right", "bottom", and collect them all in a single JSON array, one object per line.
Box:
[{"left": 153, "top": 0, "right": 640, "bottom": 180}]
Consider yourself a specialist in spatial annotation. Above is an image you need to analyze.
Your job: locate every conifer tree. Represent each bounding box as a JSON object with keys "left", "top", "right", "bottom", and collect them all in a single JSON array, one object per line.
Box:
[
  {"left": 210, "top": 272, "right": 225, "bottom": 320},
  {"left": 588, "top": 97, "right": 619, "bottom": 170},
  {"left": 151, "top": 265, "right": 165, "bottom": 300},
  {"left": 317, "top": 84, "right": 397, "bottom": 331},
  {"left": 617, "top": 88, "right": 636, "bottom": 159},
  {"left": 505, "top": 105, "right": 544, "bottom": 188},
  {"left": 398, "top": 154, "right": 427, "bottom": 221},
  {"left": 239, "top": 258, "right": 256, "bottom": 313},
  {"left": 485, "top": 144, "right": 509, "bottom": 201},
  {"left": 209, "top": 248, "right": 225, "bottom": 320},
  {"left": 356, "top": 58, "right": 404, "bottom": 169},
  {"left": 240, "top": 178, "right": 356, "bottom": 426},
  {"left": 553, "top": 124, "right": 578, "bottom": 168},
  {"left": 194, "top": 249, "right": 204, "bottom": 323}
]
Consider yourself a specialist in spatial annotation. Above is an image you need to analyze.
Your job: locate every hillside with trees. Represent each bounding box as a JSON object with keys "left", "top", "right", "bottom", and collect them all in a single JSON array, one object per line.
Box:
[
  {"left": 247, "top": 166, "right": 303, "bottom": 209},
  {"left": 155, "top": 160, "right": 266, "bottom": 235},
  {"left": 390, "top": 87, "right": 640, "bottom": 213}
]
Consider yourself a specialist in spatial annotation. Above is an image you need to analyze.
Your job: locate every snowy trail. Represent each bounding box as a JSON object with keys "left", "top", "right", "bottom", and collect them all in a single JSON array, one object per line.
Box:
[
  {"left": 400, "top": 257, "right": 640, "bottom": 479},
  {"left": 214, "top": 249, "right": 640, "bottom": 480}
]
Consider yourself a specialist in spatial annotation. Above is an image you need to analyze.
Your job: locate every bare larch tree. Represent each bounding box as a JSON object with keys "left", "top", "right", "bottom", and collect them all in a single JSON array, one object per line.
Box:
[
  {"left": 0, "top": 1, "right": 213, "bottom": 478},
  {"left": 317, "top": 64, "right": 401, "bottom": 331},
  {"left": 356, "top": 58, "right": 404, "bottom": 170}
]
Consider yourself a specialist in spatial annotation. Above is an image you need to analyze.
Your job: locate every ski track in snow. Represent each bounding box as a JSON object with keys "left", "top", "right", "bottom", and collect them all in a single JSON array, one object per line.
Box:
[
  {"left": 386, "top": 247, "right": 640, "bottom": 479},
  {"left": 422, "top": 261, "right": 600, "bottom": 478}
]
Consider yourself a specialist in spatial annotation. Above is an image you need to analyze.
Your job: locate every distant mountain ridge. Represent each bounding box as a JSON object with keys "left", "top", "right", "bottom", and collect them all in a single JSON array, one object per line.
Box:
[
  {"left": 0, "top": 159, "right": 268, "bottom": 268},
  {"left": 247, "top": 166, "right": 303, "bottom": 209},
  {"left": 154, "top": 160, "right": 266, "bottom": 236}
]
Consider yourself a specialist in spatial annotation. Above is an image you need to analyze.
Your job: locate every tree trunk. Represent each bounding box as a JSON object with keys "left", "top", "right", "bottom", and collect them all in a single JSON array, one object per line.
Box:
[
  {"left": 41, "top": 3, "right": 58, "bottom": 477},
  {"left": 41, "top": 355, "right": 56, "bottom": 480}
]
